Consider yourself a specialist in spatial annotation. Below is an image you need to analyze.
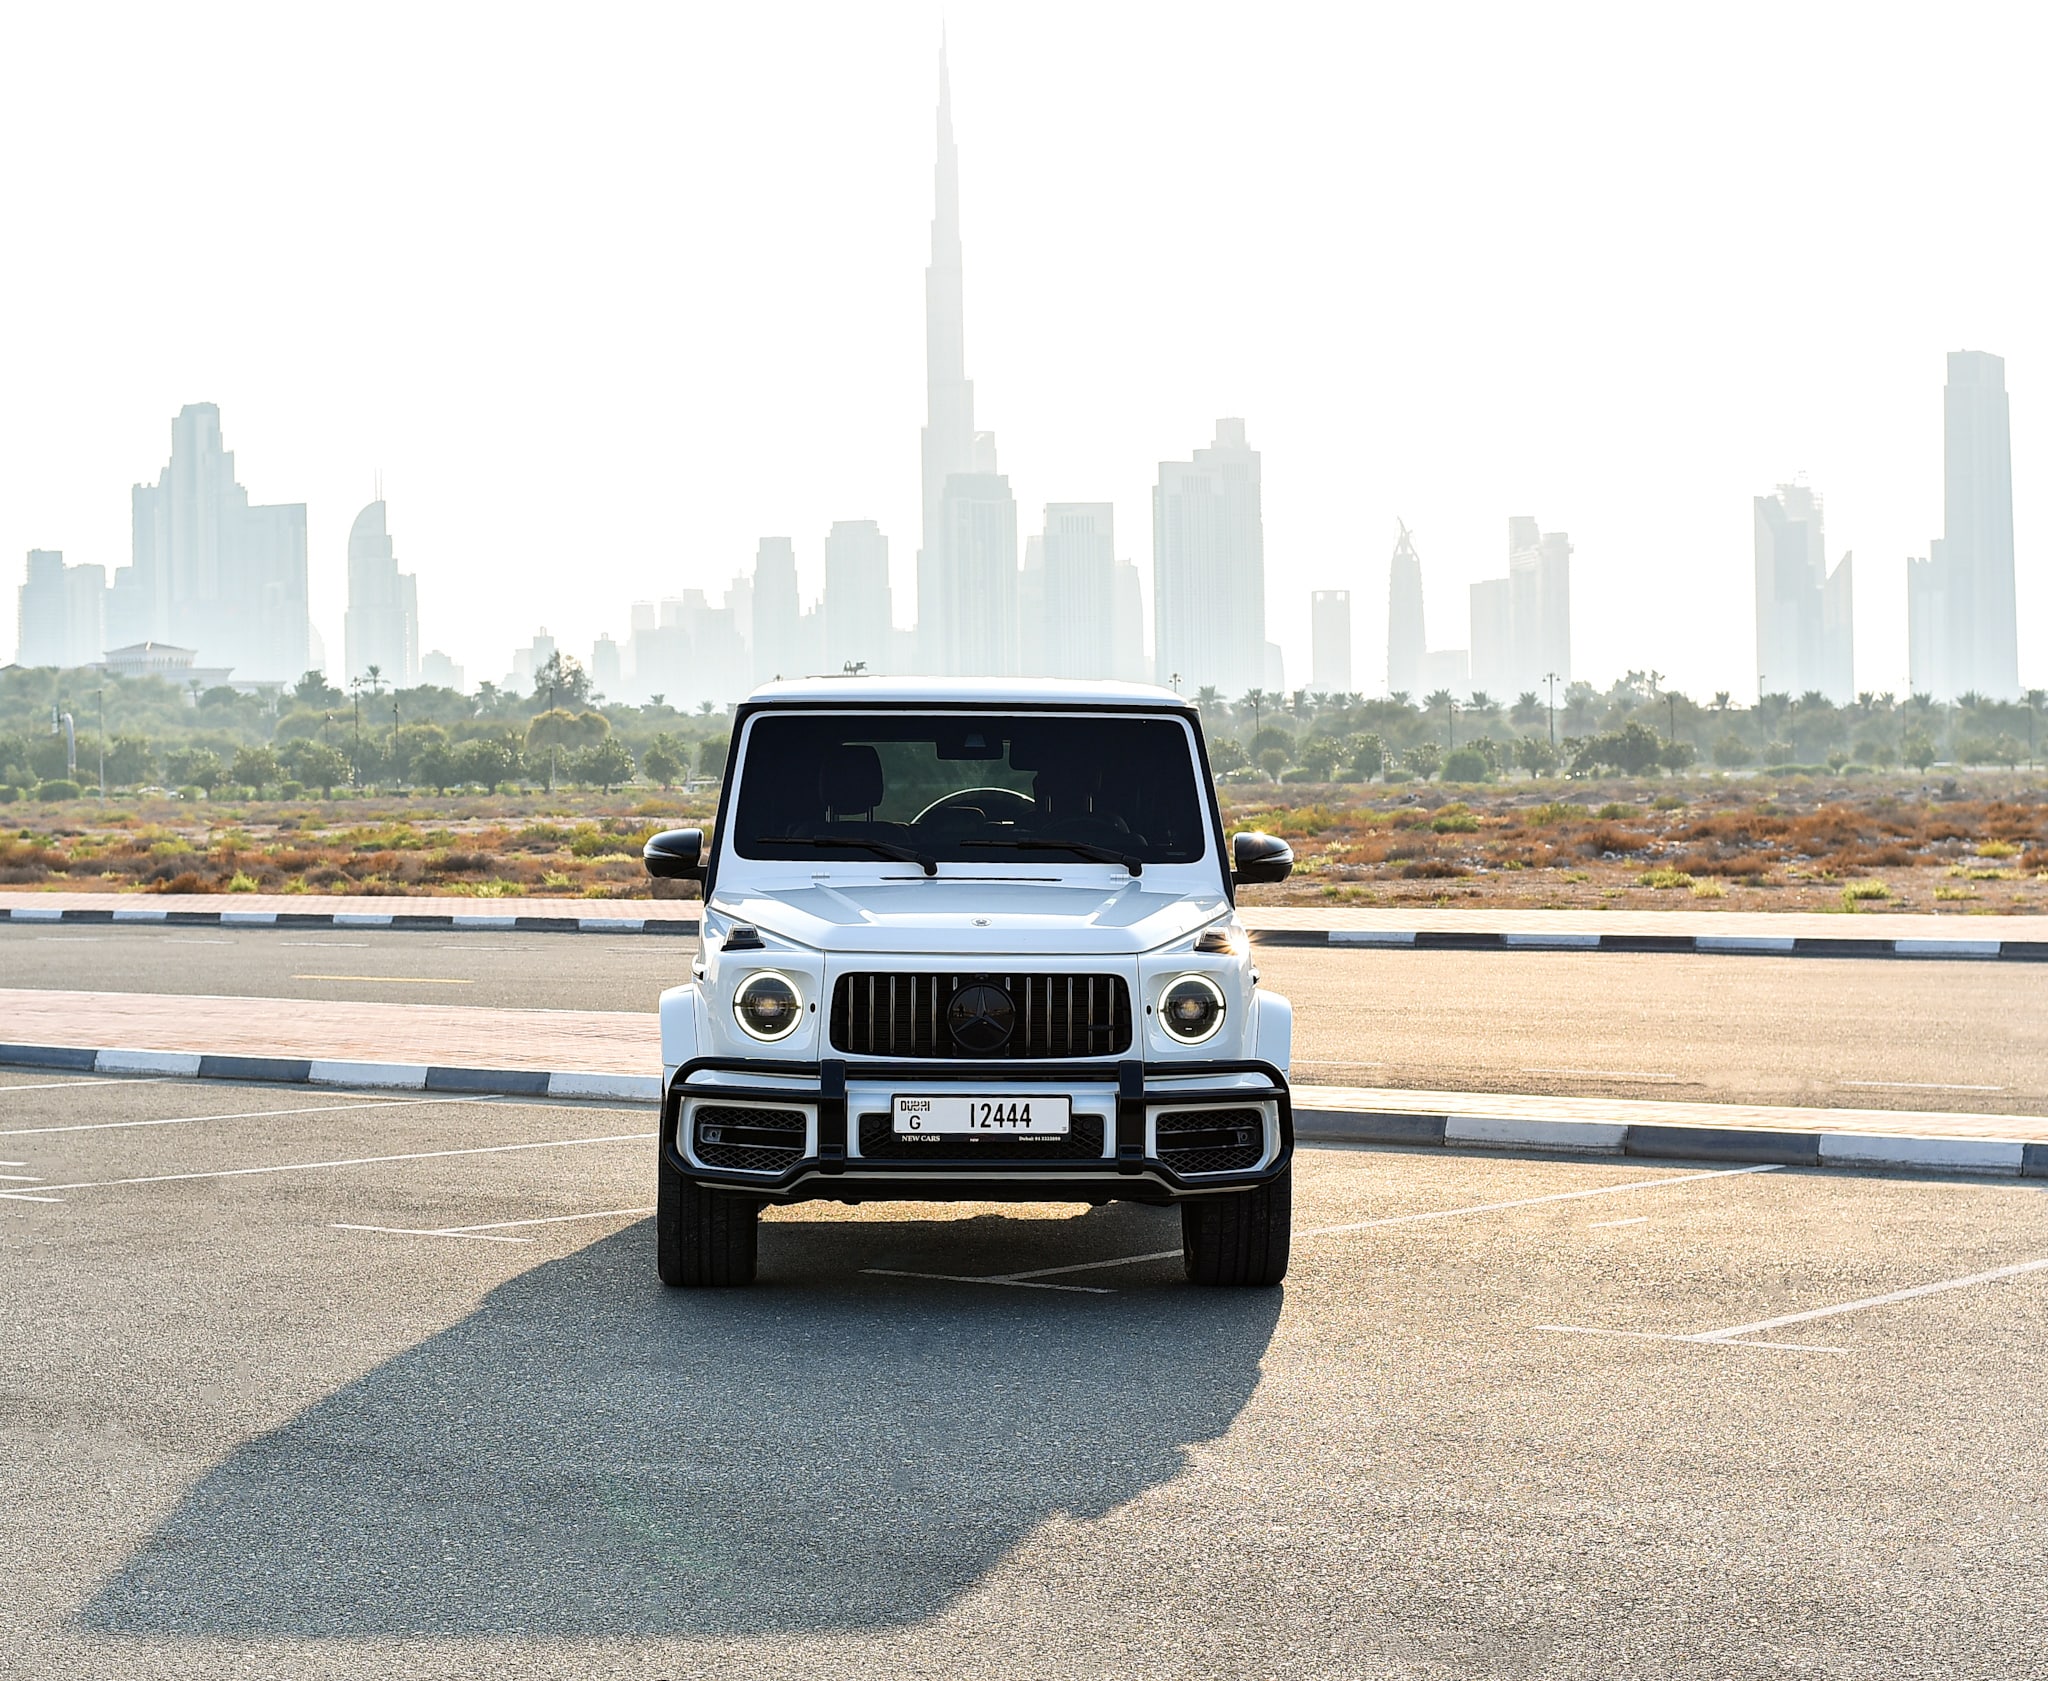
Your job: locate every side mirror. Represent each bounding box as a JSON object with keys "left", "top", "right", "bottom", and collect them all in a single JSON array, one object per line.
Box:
[
  {"left": 643, "top": 827, "right": 705, "bottom": 880},
  {"left": 1232, "top": 830, "right": 1293, "bottom": 885}
]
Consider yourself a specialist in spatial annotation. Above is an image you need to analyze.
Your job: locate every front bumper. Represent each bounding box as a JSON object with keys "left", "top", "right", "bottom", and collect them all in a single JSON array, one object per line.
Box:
[{"left": 662, "top": 1055, "right": 1293, "bottom": 1203}]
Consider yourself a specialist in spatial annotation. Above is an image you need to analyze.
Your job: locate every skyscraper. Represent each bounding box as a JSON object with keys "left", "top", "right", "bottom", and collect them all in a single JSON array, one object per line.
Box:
[
  {"left": 1111, "top": 560, "right": 1148, "bottom": 683},
  {"left": 1386, "top": 523, "right": 1427, "bottom": 698},
  {"left": 822, "top": 520, "right": 893, "bottom": 674},
  {"left": 1505, "top": 517, "right": 1572, "bottom": 695},
  {"left": 751, "top": 537, "right": 801, "bottom": 686},
  {"left": 1311, "top": 590, "right": 1352, "bottom": 692},
  {"left": 1467, "top": 577, "right": 1511, "bottom": 698},
  {"left": 1153, "top": 419, "right": 1265, "bottom": 696},
  {"left": 117, "top": 403, "right": 309, "bottom": 681},
  {"left": 1910, "top": 350, "right": 2019, "bottom": 699},
  {"left": 15, "top": 550, "right": 106, "bottom": 670},
  {"left": 916, "top": 41, "right": 991, "bottom": 674},
  {"left": 342, "top": 499, "right": 418, "bottom": 687},
  {"left": 938, "top": 471, "right": 1018, "bottom": 675},
  {"left": 1038, "top": 503, "right": 1115, "bottom": 679},
  {"left": 1754, "top": 484, "right": 1853, "bottom": 704}
]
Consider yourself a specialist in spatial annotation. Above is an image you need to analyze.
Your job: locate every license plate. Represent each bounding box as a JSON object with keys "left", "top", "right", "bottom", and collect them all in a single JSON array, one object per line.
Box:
[{"left": 892, "top": 1095, "right": 1071, "bottom": 1135}]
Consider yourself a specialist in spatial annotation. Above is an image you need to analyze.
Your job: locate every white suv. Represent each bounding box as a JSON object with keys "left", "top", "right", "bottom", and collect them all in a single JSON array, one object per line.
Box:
[{"left": 644, "top": 678, "right": 1296, "bottom": 1288}]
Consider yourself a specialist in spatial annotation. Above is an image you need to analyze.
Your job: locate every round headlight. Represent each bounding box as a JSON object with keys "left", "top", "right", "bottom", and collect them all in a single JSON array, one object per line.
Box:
[
  {"left": 733, "top": 971, "right": 802, "bottom": 1041},
  {"left": 1158, "top": 973, "right": 1226, "bottom": 1044}
]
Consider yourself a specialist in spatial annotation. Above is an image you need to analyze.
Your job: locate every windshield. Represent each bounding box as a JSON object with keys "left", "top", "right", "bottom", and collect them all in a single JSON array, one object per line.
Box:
[{"left": 730, "top": 712, "right": 1210, "bottom": 867}]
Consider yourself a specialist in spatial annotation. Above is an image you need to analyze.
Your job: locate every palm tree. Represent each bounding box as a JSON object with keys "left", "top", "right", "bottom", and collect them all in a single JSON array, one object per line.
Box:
[
  {"left": 1194, "top": 685, "right": 1224, "bottom": 724},
  {"left": 1712, "top": 690, "right": 1731, "bottom": 714},
  {"left": 1238, "top": 688, "right": 1268, "bottom": 737},
  {"left": 365, "top": 663, "right": 384, "bottom": 696},
  {"left": 1511, "top": 691, "right": 1543, "bottom": 726}
]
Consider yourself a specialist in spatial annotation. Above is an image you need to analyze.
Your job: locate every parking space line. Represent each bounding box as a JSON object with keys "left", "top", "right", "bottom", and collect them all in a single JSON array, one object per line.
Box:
[
  {"left": 1840, "top": 1080, "right": 2006, "bottom": 1093},
  {"left": 1589, "top": 1215, "right": 1649, "bottom": 1228},
  {"left": 1699, "top": 1255, "right": 2048, "bottom": 1341},
  {"left": 334, "top": 1205, "right": 652, "bottom": 1243},
  {"left": 1540, "top": 1253, "right": 2048, "bottom": 1355},
  {"left": 0, "top": 1131, "right": 647, "bottom": 1201},
  {"left": 1294, "top": 1164, "right": 1779, "bottom": 1241},
  {"left": 1540, "top": 1326, "right": 1851, "bottom": 1354},
  {"left": 0, "top": 1095, "right": 471, "bottom": 1138},
  {"left": 882, "top": 1165, "right": 1784, "bottom": 1292},
  {"left": 0, "top": 1077, "right": 173, "bottom": 1096},
  {"left": 0, "top": 1173, "right": 44, "bottom": 1181},
  {"left": 863, "top": 1268, "right": 1113, "bottom": 1295}
]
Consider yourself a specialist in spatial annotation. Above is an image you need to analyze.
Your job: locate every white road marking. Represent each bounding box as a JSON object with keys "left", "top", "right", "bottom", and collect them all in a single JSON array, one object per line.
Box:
[
  {"left": 863, "top": 1267, "right": 1113, "bottom": 1295},
  {"left": 1521, "top": 1067, "right": 1683, "bottom": 1083},
  {"left": 0, "top": 1077, "right": 172, "bottom": 1096},
  {"left": 1540, "top": 1325, "right": 1850, "bottom": 1354},
  {"left": 0, "top": 1131, "right": 646, "bottom": 1201},
  {"left": 0, "top": 1173, "right": 44, "bottom": 1181},
  {"left": 1295, "top": 1164, "right": 1779, "bottom": 1241},
  {"left": 885, "top": 1165, "right": 1782, "bottom": 1291},
  {"left": 1539, "top": 1253, "right": 2048, "bottom": 1356},
  {"left": 293, "top": 974, "right": 475, "bottom": 985},
  {"left": 279, "top": 940, "right": 369, "bottom": 947},
  {"left": 1840, "top": 1079, "right": 2006, "bottom": 1093},
  {"left": 335, "top": 1205, "right": 652, "bottom": 1243},
  {"left": 0, "top": 1095, "right": 466, "bottom": 1138},
  {"left": 1589, "top": 1215, "right": 1649, "bottom": 1228},
  {"left": 0, "top": 1193, "right": 64, "bottom": 1203},
  {"left": 1700, "top": 1255, "right": 2048, "bottom": 1341}
]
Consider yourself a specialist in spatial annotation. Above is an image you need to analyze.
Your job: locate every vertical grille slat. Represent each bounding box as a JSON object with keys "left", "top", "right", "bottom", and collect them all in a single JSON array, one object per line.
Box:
[{"left": 830, "top": 972, "right": 1131, "bottom": 1059}]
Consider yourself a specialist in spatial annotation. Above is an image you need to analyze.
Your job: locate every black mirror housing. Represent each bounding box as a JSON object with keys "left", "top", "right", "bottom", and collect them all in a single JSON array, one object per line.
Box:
[
  {"left": 644, "top": 827, "right": 705, "bottom": 880},
  {"left": 1232, "top": 829, "right": 1293, "bottom": 885}
]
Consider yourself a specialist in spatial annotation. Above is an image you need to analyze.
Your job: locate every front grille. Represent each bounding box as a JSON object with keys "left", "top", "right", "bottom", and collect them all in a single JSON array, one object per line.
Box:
[
  {"left": 831, "top": 972, "right": 1132, "bottom": 1060},
  {"left": 1155, "top": 1107, "right": 1265, "bottom": 1175},
  {"left": 692, "top": 1104, "right": 807, "bottom": 1173},
  {"left": 856, "top": 1112, "right": 1108, "bottom": 1161}
]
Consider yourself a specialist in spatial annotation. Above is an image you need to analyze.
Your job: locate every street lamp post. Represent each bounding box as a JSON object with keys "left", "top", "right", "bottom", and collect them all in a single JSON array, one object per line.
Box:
[
  {"left": 1544, "top": 672, "right": 1559, "bottom": 749},
  {"left": 94, "top": 686, "right": 106, "bottom": 799}
]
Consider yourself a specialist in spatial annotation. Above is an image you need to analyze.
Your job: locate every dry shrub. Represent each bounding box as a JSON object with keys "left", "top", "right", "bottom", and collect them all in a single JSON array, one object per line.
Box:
[
  {"left": 1575, "top": 823, "right": 1651, "bottom": 857},
  {"left": 1400, "top": 858, "right": 1468, "bottom": 879},
  {"left": 1670, "top": 852, "right": 1770, "bottom": 878}
]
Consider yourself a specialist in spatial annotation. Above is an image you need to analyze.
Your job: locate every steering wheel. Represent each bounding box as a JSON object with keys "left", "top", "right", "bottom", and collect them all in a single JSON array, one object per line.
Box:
[{"left": 913, "top": 786, "right": 1038, "bottom": 826}]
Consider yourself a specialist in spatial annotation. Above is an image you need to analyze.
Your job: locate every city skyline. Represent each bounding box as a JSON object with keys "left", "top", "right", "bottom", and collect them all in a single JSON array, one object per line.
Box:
[{"left": 1, "top": 8, "right": 2042, "bottom": 698}]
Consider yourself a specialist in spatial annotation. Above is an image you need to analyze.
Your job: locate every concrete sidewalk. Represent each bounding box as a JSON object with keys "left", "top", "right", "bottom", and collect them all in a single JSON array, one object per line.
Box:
[
  {"left": 2, "top": 890, "right": 2042, "bottom": 959},
  {"left": 3, "top": 986, "right": 2044, "bottom": 1176}
]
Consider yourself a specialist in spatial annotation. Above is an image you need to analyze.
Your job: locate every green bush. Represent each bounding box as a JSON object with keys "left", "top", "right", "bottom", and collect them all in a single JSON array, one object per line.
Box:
[
  {"left": 36, "top": 779, "right": 82, "bottom": 801},
  {"left": 0, "top": 785, "right": 18, "bottom": 804},
  {"left": 1440, "top": 747, "right": 1492, "bottom": 784},
  {"left": 1595, "top": 802, "right": 1639, "bottom": 820}
]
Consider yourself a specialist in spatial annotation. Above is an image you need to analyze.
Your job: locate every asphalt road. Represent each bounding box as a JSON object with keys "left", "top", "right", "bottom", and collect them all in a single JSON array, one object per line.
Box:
[
  {"left": 3, "top": 923, "right": 2044, "bottom": 1116},
  {"left": 3, "top": 1068, "right": 2045, "bottom": 1677}
]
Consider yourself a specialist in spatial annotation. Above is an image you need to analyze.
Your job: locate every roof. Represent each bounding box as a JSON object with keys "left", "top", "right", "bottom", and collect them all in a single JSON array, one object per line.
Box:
[{"left": 742, "top": 675, "right": 1192, "bottom": 708}]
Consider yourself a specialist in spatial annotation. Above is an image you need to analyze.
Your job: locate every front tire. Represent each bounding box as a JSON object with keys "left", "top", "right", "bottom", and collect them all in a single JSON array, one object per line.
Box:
[
  {"left": 1181, "top": 1167, "right": 1291, "bottom": 1286},
  {"left": 657, "top": 1141, "right": 760, "bottom": 1287}
]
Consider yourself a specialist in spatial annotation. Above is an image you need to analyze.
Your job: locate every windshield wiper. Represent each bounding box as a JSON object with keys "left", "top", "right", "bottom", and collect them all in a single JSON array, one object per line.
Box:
[
  {"left": 752, "top": 835, "right": 937, "bottom": 876},
  {"left": 960, "top": 838, "right": 1142, "bottom": 876}
]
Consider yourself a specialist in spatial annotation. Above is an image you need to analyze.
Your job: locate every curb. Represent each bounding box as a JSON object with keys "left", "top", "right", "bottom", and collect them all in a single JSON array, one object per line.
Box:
[
  {"left": 0, "top": 906, "right": 698, "bottom": 936},
  {"left": 0, "top": 1041, "right": 661, "bottom": 1105},
  {"left": 1257, "top": 928, "right": 2046, "bottom": 962},
  {"left": 1296, "top": 1106, "right": 2048, "bottom": 1179},
  {"left": 2, "top": 904, "right": 2042, "bottom": 959},
  {"left": 4, "top": 1040, "right": 2043, "bottom": 1180}
]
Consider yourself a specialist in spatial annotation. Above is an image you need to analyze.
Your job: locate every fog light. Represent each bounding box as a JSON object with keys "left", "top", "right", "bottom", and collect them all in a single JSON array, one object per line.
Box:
[
  {"left": 733, "top": 971, "right": 802, "bottom": 1041},
  {"left": 1159, "top": 973, "right": 1226, "bottom": 1044}
]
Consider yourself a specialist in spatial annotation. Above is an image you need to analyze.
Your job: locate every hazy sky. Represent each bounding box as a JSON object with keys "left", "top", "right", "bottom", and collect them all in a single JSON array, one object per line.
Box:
[{"left": 2, "top": 2, "right": 2042, "bottom": 698}]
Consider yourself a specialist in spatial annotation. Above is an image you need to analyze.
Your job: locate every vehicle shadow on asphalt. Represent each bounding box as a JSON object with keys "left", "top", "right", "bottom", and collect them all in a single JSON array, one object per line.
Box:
[{"left": 80, "top": 1206, "right": 1281, "bottom": 1638}]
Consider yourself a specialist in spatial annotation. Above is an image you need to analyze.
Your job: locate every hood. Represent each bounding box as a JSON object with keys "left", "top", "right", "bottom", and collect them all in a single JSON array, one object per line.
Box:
[{"left": 710, "top": 876, "right": 1226, "bottom": 956}]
